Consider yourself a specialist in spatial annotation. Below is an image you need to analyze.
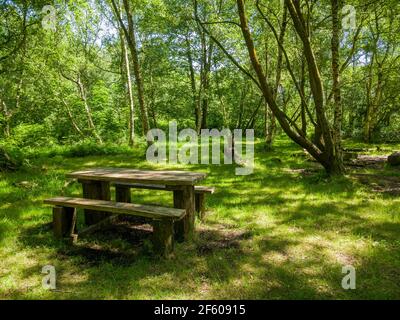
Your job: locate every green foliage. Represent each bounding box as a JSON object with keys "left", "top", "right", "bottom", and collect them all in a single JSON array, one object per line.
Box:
[
  {"left": 65, "top": 140, "right": 134, "bottom": 158},
  {"left": 0, "top": 144, "right": 24, "bottom": 171},
  {"left": 12, "top": 124, "right": 54, "bottom": 148}
]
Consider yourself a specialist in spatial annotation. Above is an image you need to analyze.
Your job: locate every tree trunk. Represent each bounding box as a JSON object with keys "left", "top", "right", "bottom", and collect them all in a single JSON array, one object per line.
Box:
[
  {"left": 111, "top": 0, "right": 150, "bottom": 138},
  {"left": 61, "top": 97, "right": 84, "bottom": 137},
  {"left": 268, "top": 5, "right": 287, "bottom": 149},
  {"left": 285, "top": 0, "right": 344, "bottom": 175},
  {"left": 300, "top": 59, "right": 307, "bottom": 137},
  {"left": 185, "top": 34, "right": 201, "bottom": 134},
  {"left": 331, "top": 0, "right": 343, "bottom": 163},
  {"left": 76, "top": 75, "right": 103, "bottom": 144},
  {"left": 236, "top": 0, "right": 345, "bottom": 175},
  {"left": 1, "top": 99, "right": 11, "bottom": 138},
  {"left": 199, "top": 31, "right": 213, "bottom": 129},
  {"left": 119, "top": 28, "right": 135, "bottom": 146}
]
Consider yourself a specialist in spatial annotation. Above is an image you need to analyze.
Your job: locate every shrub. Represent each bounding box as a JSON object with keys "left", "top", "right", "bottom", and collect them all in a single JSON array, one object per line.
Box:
[
  {"left": 0, "top": 144, "right": 24, "bottom": 171},
  {"left": 65, "top": 140, "right": 134, "bottom": 157},
  {"left": 12, "top": 123, "right": 54, "bottom": 148}
]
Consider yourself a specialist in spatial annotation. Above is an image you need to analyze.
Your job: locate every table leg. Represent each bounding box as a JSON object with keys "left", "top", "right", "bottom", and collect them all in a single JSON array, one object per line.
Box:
[
  {"left": 173, "top": 185, "right": 195, "bottom": 242},
  {"left": 115, "top": 185, "right": 131, "bottom": 203},
  {"left": 115, "top": 184, "right": 146, "bottom": 224},
  {"left": 81, "top": 180, "right": 111, "bottom": 225}
]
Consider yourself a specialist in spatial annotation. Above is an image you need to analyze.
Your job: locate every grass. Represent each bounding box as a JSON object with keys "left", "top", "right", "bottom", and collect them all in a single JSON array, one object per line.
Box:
[{"left": 0, "top": 136, "right": 399, "bottom": 299}]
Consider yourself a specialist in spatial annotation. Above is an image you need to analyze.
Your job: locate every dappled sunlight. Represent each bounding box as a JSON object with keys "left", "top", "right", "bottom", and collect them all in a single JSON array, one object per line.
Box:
[{"left": 1, "top": 137, "right": 400, "bottom": 299}]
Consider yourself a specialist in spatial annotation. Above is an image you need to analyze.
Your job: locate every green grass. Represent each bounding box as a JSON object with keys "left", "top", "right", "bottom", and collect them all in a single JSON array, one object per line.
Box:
[{"left": 0, "top": 137, "right": 399, "bottom": 299}]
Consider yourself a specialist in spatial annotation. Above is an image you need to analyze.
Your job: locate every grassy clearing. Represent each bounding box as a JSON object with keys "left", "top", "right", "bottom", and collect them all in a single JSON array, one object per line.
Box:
[{"left": 0, "top": 137, "right": 399, "bottom": 299}]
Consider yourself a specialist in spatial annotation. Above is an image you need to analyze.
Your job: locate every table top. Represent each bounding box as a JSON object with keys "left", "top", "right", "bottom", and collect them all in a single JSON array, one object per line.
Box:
[{"left": 67, "top": 168, "right": 207, "bottom": 186}]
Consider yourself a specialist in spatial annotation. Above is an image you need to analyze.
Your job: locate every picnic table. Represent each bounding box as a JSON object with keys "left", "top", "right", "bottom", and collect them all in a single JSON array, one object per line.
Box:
[{"left": 67, "top": 168, "right": 207, "bottom": 241}]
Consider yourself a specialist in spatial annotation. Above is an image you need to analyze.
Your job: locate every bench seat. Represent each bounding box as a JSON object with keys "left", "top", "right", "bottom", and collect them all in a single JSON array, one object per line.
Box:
[
  {"left": 44, "top": 197, "right": 185, "bottom": 220},
  {"left": 44, "top": 197, "right": 185, "bottom": 257}
]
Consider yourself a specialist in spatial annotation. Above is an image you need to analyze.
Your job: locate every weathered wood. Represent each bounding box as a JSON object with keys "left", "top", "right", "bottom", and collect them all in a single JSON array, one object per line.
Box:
[
  {"left": 195, "top": 193, "right": 206, "bottom": 220},
  {"left": 52, "top": 206, "right": 75, "bottom": 239},
  {"left": 70, "top": 209, "right": 78, "bottom": 235},
  {"left": 112, "top": 183, "right": 214, "bottom": 222},
  {"left": 44, "top": 197, "right": 186, "bottom": 220},
  {"left": 113, "top": 182, "right": 214, "bottom": 194},
  {"left": 81, "top": 180, "right": 111, "bottom": 225},
  {"left": 115, "top": 184, "right": 131, "bottom": 202},
  {"left": 77, "top": 215, "right": 119, "bottom": 238},
  {"left": 173, "top": 186, "right": 195, "bottom": 242},
  {"left": 115, "top": 184, "right": 147, "bottom": 224},
  {"left": 68, "top": 168, "right": 206, "bottom": 186},
  {"left": 152, "top": 219, "right": 174, "bottom": 257},
  {"left": 113, "top": 182, "right": 166, "bottom": 191},
  {"left": 194, "top": 186, "right": 215, "bottom": 194}
]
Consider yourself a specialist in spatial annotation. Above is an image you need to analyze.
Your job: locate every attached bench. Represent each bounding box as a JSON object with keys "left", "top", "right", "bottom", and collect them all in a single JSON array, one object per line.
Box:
[
  {"left": 44, "top": 197, "right": 186, "bottom": 257},
  {"left": 112, "top": 183, "right": 215, "bottom": 220}
]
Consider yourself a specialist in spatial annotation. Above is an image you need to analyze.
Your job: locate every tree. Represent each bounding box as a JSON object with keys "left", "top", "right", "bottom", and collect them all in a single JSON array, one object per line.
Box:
[
  {"left": 236, "top": 0, "right": 345, "bottom": 174},
  {"left": 110, "top": 0, "right": 150, "bottom": 137}
]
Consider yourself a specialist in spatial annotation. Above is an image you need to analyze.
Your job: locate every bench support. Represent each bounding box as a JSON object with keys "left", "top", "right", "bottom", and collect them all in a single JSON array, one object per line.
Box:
[
  {"left": 53, "top": 206, "right": 76, "bottom": 239},
  {"left": 195, "top": 193, "right": 206, "bottom": 220},
  {"left": 81, "top": 180, "right": 111, "bottom": 225},
  {"left": 152, "top": 219, "right": 174, "bottom": 257},
  {"left": 173, "top": 186, "right": 195, "bottom": 242}
]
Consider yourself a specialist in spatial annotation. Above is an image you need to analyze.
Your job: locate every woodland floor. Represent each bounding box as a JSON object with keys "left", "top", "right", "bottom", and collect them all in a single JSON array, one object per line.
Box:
[{"left": 0, "top": 137, "right": 399, "bottom": 299}]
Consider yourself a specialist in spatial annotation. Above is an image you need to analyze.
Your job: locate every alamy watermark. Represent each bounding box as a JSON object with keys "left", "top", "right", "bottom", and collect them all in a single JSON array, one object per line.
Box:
[
  {"left": 341, "top": 265, "right": 356, "bottom": 290},
  {"left": 42, "top": 265, "right": 56, "bottom": 290},
  {"left": 41, "top": 5, "right": 57, "bottom": 32},
  {"left": 145, "top": 121, "right": 254, "bottom": 175}
]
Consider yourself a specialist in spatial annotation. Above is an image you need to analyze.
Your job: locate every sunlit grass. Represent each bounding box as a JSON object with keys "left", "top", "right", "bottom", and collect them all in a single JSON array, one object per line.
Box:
[{"left": 0, "top": 136, "right": 399, "bottom": 299}]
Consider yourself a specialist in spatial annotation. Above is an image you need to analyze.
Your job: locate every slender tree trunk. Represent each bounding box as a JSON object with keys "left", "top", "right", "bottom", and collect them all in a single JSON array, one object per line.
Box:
[
  {"left": 331, "top": 0, "right": 343, "bottom": 162},
  {"left": 76, "top": 75, "right": 103, "bottom": 144},
  {"left": 267, "top": 5, "right": 287, "bottom": 148},
  {"left": 1, "top": 99, "right": 10, "bottom": 138},
  {"left": 59, "top": 71, "right": 102, "bottom": 144},
  {"left": 185, "top": 34, "right": 201, "bottom": 134},
  {"left": 119, "top": 29, "right": 135, "bottom": 146},
  {"left": 214, "top": 66, "right": 228, "bottom": 128},
  {"left": 111, "top": 0, "right": 150, "bottom": 137},
  {"left": 237, "top": 84, "right": 247, "bottom": 129},
  {"left": 148, "top": 73, "right": 157, "bottom": 128},
  {"left": 61, "top": 97, "right": 84, "bottom": 137},
  {"left": 200, "top": 31, "right": 213, "bottom": 129},
  {"left": 264, "top": 36, "right": 274, "bottom": 148},
  {"left": 300, "top": 59, "right": 307, "bottom": 137}
]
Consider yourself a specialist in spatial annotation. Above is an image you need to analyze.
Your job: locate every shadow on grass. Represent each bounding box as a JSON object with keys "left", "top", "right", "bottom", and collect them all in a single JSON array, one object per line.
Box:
[{"left": 2, "top": 137, "right": 399, "bottom": 299}]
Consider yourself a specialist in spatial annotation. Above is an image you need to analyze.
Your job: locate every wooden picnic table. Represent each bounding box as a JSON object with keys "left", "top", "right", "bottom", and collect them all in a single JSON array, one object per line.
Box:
[{"left": 67, "top": 168, "right": 206, "bottom": 241}]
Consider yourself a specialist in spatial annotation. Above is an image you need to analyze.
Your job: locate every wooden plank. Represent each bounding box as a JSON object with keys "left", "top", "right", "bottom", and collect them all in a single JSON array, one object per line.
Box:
[
  {"left": 152, "top": 219, "right": 174, "bottom": 258},
  {"left": 68, "top": 168, "right": 206, "bottom": 186},
  {"left": 194, "top": 186, "right": 215, "bottom": 194},
  {"left": 113, "top": 182, "right": 166, "bottom": 191},
  {"left": 112, "top": 182, "right": 214, "bottom": 194},
  {"left": 44, "top": 197, "right": 186, "bottom": 220},
  {"left": 53, "top": 206, "right": 75, "bottom": 239},
  {"left": 173, "top": 186, "right": 195, "bottom": 242}
]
